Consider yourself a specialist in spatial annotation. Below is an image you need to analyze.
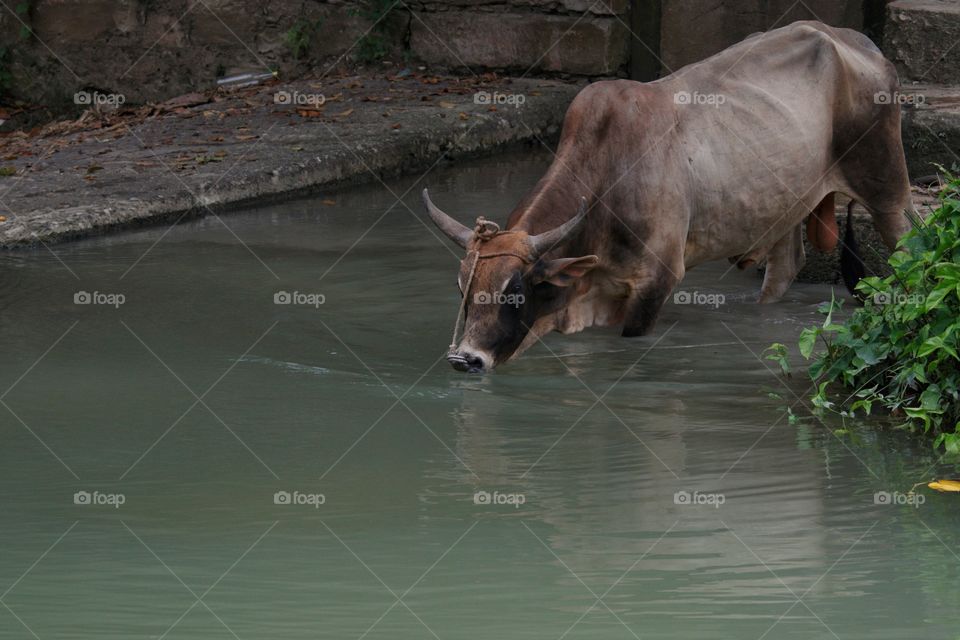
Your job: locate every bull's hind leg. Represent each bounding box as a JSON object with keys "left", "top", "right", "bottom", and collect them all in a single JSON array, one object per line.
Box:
[
  {"left": 839, "top": 102, "right": 914, "bottom": 250},
  {"left": 758, "top": 225, "right": 805, "bottom": 303},
  {"left": 621, "top": 257, "right": 684, "bottom": 337}
]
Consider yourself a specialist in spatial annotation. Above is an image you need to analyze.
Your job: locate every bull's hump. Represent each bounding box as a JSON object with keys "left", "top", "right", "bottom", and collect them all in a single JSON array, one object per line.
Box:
[{"left": 668, "top": 20, "right": 888, "bottom": 86}]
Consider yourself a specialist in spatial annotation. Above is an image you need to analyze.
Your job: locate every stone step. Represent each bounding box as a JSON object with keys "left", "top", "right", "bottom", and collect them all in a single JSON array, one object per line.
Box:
[
  {"left": 884, "top": 0, "right": 960, "bottom": 85},
  {"left": 900, "top": 83, "right": 960, "bottom": 177}
]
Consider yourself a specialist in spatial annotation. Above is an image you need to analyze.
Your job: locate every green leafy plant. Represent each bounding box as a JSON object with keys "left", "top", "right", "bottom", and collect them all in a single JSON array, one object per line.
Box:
[
  {"left": 797, "top": 174, "right": 960, "bottom": 453},
  {"left": 350, "top": 0, "right": 397, "bottom": 63},
  {"left": 764, "top": 342, "right": 791, "bottom": 376},
  {"left": 284, "top": 17, "right": 323, "bottom": 60},
  {"left": 0, "top": 46, "right": 12, "bottom": 98},
  {"left": 15, "top": 2, "right": 32, "bottom": 40}
]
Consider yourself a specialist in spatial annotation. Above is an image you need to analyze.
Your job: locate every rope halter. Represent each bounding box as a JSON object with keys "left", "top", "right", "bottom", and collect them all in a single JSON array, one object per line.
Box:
[{"left": 448, "top": 217, "right": 533, "bottom": 353}]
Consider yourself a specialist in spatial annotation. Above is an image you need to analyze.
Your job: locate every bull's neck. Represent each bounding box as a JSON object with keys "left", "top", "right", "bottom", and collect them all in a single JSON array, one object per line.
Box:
[{"left": 507, "top": 153, "right": 597, "bottom": 236}]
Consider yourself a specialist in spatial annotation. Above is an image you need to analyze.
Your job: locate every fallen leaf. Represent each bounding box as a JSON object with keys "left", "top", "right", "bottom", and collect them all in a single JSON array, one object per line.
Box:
[
  {"left": 928, "top": 479, "right": 960, "bottom": 492},
  {"left": 296, "top": 108, "right": 324, "bottom": 118},
  {"left": 438, "top": 101, "right": 456, "bottom": 109},
  {"left": 160, "top": 92, "right": 212, "bottom": 110},
  {"left": 86, "top": 165, "right": 103, "bottom": 173},
  {"left": 235, "top": 134, "right": 259, "bottom": 141},
  {"left": 334, "top": 108, "right": 354, "bottom": 117},
  {"left": 321, "top": 199, "right": 336, "bottom": 206},
  {"left": 458, "top": 112, "right": 469, "bottom": 120},
  {"left": 391, "top": 123, "right": 401, "bottom": 129}
]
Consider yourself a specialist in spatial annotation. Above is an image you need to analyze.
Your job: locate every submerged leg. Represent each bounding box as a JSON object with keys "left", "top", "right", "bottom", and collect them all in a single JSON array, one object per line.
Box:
[
  {"left": 621, "top": 259, "right": 684, "bottom": 337},
  {"left": 759, "top": 224, "right": 805, "bottom": 303}
]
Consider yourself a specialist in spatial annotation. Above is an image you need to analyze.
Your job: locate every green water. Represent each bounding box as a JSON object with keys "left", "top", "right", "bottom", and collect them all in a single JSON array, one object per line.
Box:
[{"left": 1, "top": 151, "right": 958, "bottom": 639}]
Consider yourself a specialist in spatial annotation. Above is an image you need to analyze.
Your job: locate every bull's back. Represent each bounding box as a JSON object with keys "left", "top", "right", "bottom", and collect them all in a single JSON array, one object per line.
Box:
[{"left": 658, "top": 22, "right": 900, "bottom": 262}]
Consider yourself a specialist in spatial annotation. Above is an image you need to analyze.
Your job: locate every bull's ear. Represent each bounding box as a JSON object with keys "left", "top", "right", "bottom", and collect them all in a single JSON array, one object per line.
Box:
[{"left": 535, "top": 255, "right": 599, "bottom": 287}]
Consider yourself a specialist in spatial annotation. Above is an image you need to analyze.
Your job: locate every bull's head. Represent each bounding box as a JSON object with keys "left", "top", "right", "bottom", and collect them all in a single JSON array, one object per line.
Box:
[{"left": 423, "top": 189, "right": 598, "bottom": 373}]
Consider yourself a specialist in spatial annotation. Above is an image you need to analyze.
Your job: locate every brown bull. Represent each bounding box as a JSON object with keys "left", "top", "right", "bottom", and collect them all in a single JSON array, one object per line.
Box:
[{"left": 425, "top": 21, "right": 913, "bottom": 373}]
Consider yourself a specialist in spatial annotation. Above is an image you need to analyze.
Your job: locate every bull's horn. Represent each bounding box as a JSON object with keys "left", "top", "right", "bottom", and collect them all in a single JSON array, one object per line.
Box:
[
  {"left": 529, "top": 197, "right": 589, "bottom": 256},
  {"left": 422, "top": 189, "right": 472, "bottom": 248}
]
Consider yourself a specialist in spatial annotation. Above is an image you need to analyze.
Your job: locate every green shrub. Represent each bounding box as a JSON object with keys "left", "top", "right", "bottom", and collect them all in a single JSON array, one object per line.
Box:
[
  {"left": 284, "top": 18, "right": 323, "bottom": 60},
  {"left": 799, "top": 175, "right": 960, "bottom": 453},
  {"left": 350, "top": 0, "right": 397, "bottom": 63}
]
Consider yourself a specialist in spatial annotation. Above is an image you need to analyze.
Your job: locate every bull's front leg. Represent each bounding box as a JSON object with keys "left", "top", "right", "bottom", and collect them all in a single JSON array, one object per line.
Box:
[
  {"left": 759, "top": 224, "right": 805, "bottom": 303},
  {"left": 620, "top": 257, "right": 684, "bottom": 337}
]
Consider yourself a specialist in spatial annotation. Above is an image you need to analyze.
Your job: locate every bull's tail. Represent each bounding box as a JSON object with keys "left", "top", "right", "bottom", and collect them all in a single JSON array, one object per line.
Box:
[{"left": 840, "top": 201, "right": 867, "bottom": 301}]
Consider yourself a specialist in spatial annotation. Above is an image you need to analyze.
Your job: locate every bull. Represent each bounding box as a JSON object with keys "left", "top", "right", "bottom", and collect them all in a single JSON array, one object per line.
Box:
[{"left": 424, "top": 21, "right": 913, "bottom": 373}]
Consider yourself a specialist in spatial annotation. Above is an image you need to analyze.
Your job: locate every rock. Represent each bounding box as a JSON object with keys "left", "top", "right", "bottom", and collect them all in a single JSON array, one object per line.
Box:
[
  {"left": 410, "top": 11, "right": 628, "bottom": 75},
  {"left": 884, "top": 0, "right": 960, "bottom": 85}
]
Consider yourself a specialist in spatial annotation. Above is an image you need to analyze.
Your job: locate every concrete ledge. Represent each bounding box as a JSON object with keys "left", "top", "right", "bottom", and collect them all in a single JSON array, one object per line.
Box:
[
  {"left": 0, "top": 75, "right": 581, "bottom": 247},
  {"left": 900, "top": 83, "right": 960, "bottom": 177}
]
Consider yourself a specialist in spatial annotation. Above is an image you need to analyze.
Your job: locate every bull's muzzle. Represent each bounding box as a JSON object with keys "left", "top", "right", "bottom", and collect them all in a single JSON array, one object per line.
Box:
[{"left": 446, "top": 351, "right": 488, "bottom": 373}]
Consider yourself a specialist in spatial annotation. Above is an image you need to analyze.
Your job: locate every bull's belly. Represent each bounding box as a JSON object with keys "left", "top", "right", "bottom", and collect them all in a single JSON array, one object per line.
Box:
[{"left": 682, "top": 189, "right": 833, "bottom": 268}]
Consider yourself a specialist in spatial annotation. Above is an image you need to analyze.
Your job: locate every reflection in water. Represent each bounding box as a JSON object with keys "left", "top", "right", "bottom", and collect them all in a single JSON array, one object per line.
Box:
[{"left": 0, "top": 149, "right": 958, "bottom": 639}]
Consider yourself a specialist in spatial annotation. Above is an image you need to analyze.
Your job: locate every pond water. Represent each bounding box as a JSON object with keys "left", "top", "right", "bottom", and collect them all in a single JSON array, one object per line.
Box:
[{"left": 1, "top": 149, "right": 958, "bottom": 640}]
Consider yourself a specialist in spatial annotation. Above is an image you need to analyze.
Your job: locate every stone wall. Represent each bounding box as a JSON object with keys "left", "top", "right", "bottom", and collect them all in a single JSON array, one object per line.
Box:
[
  {"left": 1, "top": 0, "right": 378, "bottom": 106},
  {"left": 407, "top": 0, "right": 629, "bottom": 75},
  {"left": 0, "top": 0, "right": 873, "bottom": 109},
  {"left": 0, "top": 0, "right": 631, "bottom": 109}
]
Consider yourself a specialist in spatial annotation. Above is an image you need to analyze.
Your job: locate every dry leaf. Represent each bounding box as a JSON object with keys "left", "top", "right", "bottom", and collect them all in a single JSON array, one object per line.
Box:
[
  {"left": 321, "top": 199, "right": 336, "bottom": 206},
  {"left": 438, "top": 101, "right": 456, "bottom": 109},
  {"left": 928, "top": 479, "right": 960, "bottom": 492}
]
